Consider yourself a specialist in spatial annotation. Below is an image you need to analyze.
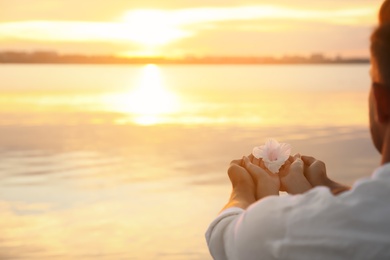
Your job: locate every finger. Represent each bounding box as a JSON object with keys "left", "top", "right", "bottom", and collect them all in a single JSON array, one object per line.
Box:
[
  {"left": 309, "top": 160, "right": 326, "bottom": 174},
  {"left": 230, "top": 159, "right": 243, "bottom": 166},
  {"left": 258, "top": 159, "right": 274, "bottom": 175},
  {"left": 243, "top": 156, "right": 263, "bottom": 176},
  {"left": 227, "top": 164, "right": 248, "bottom": 185},
  {"left": 278, "top": 159, "right": 291, "bottom": 177},
  {"left": 248, "top": 154, "right": 254, "bottom": 160},
  {"left": 252, "top": 156, "right": 260, "bottom": 166},
  {"left": 281, "top": 159, "right": 291, "bottom": 169},
  {"left": 243, "top": 156, "right": 253, "bottom": 168},
  {"left": 291, "top": 154, "right": 302, "bottom": 169},
  {"left": 301, "top": 155, "right": 316, "bottom": 166},
  {"left": 259, "top": 159, "right": 266, "bottom": 169},
  {"left": 290, "top": 157, "right": 304, "bottom": 173},
  {"left": 287, "top": 156, "right": 294, "bottom": 163},
  {"left": 293, "top": 153, "right": 301, "bottom": 159}
]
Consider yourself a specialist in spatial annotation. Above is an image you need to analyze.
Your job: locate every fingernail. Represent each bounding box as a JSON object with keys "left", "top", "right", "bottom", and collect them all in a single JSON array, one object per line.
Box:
[
  {"left": 294, "top": 153, "right": 301, "bottom": 159},
  {"left": 242, "top": 156, "right": 249, "bottom": 166}
]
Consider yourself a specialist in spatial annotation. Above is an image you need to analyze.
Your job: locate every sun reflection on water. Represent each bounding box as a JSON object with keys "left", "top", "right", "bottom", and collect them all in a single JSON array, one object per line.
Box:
[{"left": 105, "top": 64, "right": 179, "bottom": 125}]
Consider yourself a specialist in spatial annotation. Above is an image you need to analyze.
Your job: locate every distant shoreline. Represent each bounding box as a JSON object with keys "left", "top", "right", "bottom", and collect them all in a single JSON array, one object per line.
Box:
[{"left": 0, "top": 51, "right": 370, "bottom": 65}]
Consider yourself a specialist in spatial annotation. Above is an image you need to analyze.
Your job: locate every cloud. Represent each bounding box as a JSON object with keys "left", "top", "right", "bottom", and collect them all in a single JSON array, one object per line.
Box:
[
  {"left": 0, "top": 0, "right": 383, "bottom": 22},
  {"left": 0, "top": 4, "right": 379, "bottom": 56},
  {"left": 0, "top": 5, "right": 376, "bottom": 42}
]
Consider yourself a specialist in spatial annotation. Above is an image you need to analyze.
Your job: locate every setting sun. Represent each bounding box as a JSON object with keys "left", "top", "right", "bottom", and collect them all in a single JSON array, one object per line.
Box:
[
  {"left": 0, "top": 1, "right": 386, "bottom": 259},
  {"left": 105, "top": 64, "right": 179, "bottom": 125}
]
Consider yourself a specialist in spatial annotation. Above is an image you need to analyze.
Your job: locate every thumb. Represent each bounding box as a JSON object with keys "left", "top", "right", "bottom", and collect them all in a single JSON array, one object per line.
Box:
[
  {"left": 293, "top": 153, "right": 301, "bottom": 160},
  {"left": 290, "top": 155, "right": 304, "bottom": 174},
  {"left": 279, "top": 159, "right": 291, "bottom": 176},
  {"left": 243, "top": 156, "right": 266, "bottom": 179}
]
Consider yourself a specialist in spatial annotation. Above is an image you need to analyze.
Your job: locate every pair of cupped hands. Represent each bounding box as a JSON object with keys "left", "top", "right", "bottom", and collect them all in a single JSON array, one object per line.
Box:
[{"left": 224, "top": 154, "right": 349, "bottom": 210}]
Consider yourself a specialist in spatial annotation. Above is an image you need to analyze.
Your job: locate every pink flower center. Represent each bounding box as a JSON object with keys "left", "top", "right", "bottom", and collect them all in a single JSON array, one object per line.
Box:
[{"left": 268, "top": 149, "right": 279, "bottom": 161}]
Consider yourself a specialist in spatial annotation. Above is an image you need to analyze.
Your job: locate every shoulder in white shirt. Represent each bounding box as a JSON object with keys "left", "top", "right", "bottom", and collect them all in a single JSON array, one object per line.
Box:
[{"left": 206, "top": 164, "right": 390, "bottom": 260}]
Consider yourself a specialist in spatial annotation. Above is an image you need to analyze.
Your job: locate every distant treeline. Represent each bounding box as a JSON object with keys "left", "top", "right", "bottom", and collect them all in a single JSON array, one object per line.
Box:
[{"left": 0, "top": 51, "right": 370, "bottom": 65}]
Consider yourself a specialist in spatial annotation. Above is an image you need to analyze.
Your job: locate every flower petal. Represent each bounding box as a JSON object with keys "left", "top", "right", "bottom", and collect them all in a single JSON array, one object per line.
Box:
[
  {"left": 252, "top": 146, "right": 265, "bottom": 159},
  {"left": 280, "top": 143, "right": 292, "bottom": 156},
  {"left": 252, "top": 139, "right": 291, "bottom": 174},
  {"left": 265, "top": 161, "right": 283, "bottom": 174},
  {"left": 266, "top": 139, "right": 280, "bottom": 150}
]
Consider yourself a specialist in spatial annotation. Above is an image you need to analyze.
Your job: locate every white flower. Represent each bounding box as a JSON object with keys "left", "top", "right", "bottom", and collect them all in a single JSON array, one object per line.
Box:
[{"left": 252, "top": 139, "right": 291, "bottom": 174}]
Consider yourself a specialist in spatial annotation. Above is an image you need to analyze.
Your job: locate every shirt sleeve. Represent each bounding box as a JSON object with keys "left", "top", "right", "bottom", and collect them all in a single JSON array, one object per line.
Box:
[
  {"left": 205, "top": 207, "right": 244, "bottom": 260},
  {"left": 205, "top": 196, "right": 291, "bottom": 260}
]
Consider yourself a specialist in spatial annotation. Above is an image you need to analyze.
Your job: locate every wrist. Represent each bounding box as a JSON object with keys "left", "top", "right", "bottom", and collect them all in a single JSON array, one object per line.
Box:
[
  {"left": 222, "top": 189, "right": 256, "bottom": 211},
  {"left": 232, "top": 186, "right": 256, "bottom": 202},
  {"left": 328, "top": 180, "right": 351, "bottom": 195}
]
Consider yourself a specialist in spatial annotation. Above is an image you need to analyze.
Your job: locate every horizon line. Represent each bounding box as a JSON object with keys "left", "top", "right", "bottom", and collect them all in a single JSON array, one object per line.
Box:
[{"left": 0, "top": 50, "right": 370, "bottom": 65}]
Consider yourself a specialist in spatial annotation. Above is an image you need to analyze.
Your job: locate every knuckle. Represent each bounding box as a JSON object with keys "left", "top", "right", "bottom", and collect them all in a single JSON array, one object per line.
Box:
[
  {"left": 316, "top": 160, "right": 326, "bottom": 170},
  {"left": 230, "top": 159, "right": 238, "bottom": 164},
  {"left": 227, "top": 164, "right": 240, "bottom": 174},
  {"left": 310, "top": 160, "right": 327, "bottom": 177},
  {"left": 230, "top": 158, "right": 244, "bottom": 167}
]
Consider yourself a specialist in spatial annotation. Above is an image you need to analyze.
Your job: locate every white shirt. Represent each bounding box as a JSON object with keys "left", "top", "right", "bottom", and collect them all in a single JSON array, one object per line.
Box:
[{"left": 206, "top": 164, "right": 390, "bottom": 260}]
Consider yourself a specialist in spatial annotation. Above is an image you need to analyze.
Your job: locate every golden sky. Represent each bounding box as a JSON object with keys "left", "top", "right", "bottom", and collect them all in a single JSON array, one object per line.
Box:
[{"left": 0, "top": 0, "right": 384, "bottom": 57}]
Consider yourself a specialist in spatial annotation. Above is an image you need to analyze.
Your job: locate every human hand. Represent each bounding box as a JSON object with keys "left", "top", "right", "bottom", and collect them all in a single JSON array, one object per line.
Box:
[
  {"left": 221, "top": 159, "right": 257, "bottom": 211},
  {"left": 279, "top": 154, "right": 312, "bottom": 194},
  {"left": 301, "top": 156, "right": 329, "bottom": 187},
  {"left": 242, "top": 155, "right": 280, "bottom": 200},
  {"left": 301, "top": 156, "right": 350, "bottom": 195},
  {"left": 228, "top": 159, "right": 256, "bottom": 196}
]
